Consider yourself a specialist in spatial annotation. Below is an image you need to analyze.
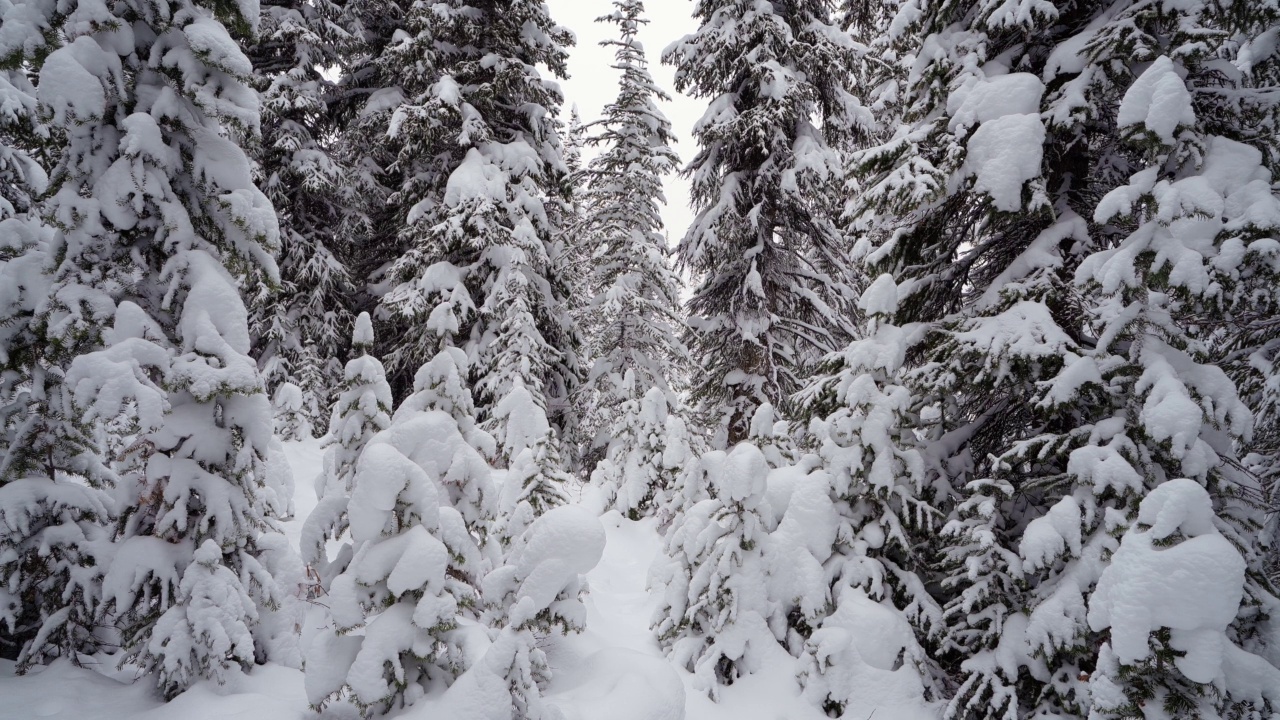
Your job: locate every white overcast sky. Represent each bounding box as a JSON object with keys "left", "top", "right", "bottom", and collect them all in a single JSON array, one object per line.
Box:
[{"left": 545, "top": 0, "right": 701, "bottom": 245}]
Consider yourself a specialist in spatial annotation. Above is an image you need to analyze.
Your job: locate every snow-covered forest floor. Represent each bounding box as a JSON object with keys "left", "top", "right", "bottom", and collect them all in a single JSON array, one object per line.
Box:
[{"left": 0, "top": 439, "right": 934, "bottom": 720}]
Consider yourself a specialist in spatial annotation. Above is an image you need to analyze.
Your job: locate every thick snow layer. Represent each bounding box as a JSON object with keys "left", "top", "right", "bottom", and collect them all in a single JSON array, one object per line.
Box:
[
  {"left": 1089, "top": 479, "right": 1246, "bottom": 678},
  {"left": 1116, "top": 56, "right": 1194, "bottom": 144},
  {"left": 961, "top": 113, "right": 1044, "bottom": 212},
  {"left": 553, "top": 648, "right": 685, "bottom": 720},
  {"left": 0, "top": 441, "right": 948, "bottom": 720},
  {"left": 946, "top": 73, "right": 1044, "bottom": 132},
  {"left": 37, "top": 37, "right": 109, "bottom": 125}
]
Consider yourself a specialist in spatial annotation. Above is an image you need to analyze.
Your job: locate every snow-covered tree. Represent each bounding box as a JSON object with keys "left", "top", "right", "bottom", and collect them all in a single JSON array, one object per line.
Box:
[
  {"left": 492, "top": 380, "right": 574, "bottom": 546},
  {"left": 651, "top": 442, "right": 781, "bottom": 698},
  {"left": 365, "top": 0, "right": 582, "bottom": 434},
  {"left": 8, "top": 0, "right": 286, "bottom": 694},
  {"left": 392, "top": 347, "right": 497, "bottom": 543},
  {"left": 301, "top": 312, "right": 392, "bottom": 583},
  {"left": 330, "top": 0, "right": 444, "bottom": 394},
  {"left": 315, "top": 313, "right": 392, "bottom": 499},
  {"left": 574, "top": 0, "right": 689, "bottom": 473},
  {"left": 794, "top": 274, "right": 947, "bottom": 710},
  {"left": 836, "top": 0, "right": 1280, "bottom": 714},
  {"left": 472, "top": 505, "right": 605, "bottom": 720},
  {"left": 592, "top": 383, "right": 689, "bottom": 520},
  {"left": 0, "top": 1, "right": 115, "bottom": 670},
  {"left": 273, "top": 382, "right": 309, "bottom": 441},
  {"left": 0, "top": 288, "right": 115, "bottom": 670},
  {"left": 246, "top": 0, "right": 356, "bottom": 430},
  {"left": 662, "top": 0, "right": 859, "bottom": 447},
  {"left": 305, "top": 348, "right": 496, "bottom": 713},
  {"left": 304, "top": 432, "right": 488, "bottom": 713}
]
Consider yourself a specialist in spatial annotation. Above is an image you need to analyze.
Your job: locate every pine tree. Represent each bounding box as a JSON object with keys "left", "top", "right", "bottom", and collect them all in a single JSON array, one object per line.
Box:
[
  {"left": 0, "top": 337, "right": 114, "bottom": 670},
  {"left": 305, "top": 345, "right": 495, "bottom": 714},
  {"left": 332, "top": 0, "right": 446, "bottom": 394},
  {"left": 794, "top": 274, "right": 947, "bottom": 711},
  {"left": 301, "top": 312, "right": 392, "bottom": 584},
  {"left": 651, "top": 442, "right": 780, "bottom": 699},
  {"left": 834, "top": 0, "right": 1280, "bottom": 715},
  {"left": 575, "top": 0, "right": 690, "bottom": 480},
  {"left": 492, "top": 379, "right": 574, "bottom": 546},
  {"left": 662, "top": 0, "right": 859, "bottom": 447},
  {"left": 558, "top": 105, "right": 593, "bottom": 330},
  {"left": 392, "top": 346, "right": 497, "bottom": 543},
  {"left": 11, "top": 0, "right": 285, "bottom": 694},
  {"left": 593, "top": 383, "right": 683, "bottom": 520},
  {"left": 246, "top": 0, "right": 357, "bottom": 432},
  {"left": 0, "top": 45, "right": 45, "bottom": 222},
  {"left": 305, "top": 431, "right": 489, "bottom": 713},
  {"left": 0, "top": 23, "right": 107, "bottom": 667},
  {"left": 374, "top": 0, "right": 581, "bottom": 435},
  {"left": 474, "top": 505, "right": 605, "bottom": 720},
  {"left": 272, "top": 381, "right": 309, "bottom": 441}
]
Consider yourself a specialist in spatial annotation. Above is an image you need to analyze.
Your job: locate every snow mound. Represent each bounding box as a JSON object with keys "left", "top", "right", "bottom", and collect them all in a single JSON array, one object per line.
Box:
[
  {"left": 962, "top": 113, "right": 1045, "bottom": 212},
  {"left": 1117, "top": 56, "right": 1194, "bottom": 144},
  {"left": 1088, "top": 479, "right": 1245, "bottom": 680},
  {"left": 552, "top": 648, "right": 685, "bottom": 720}
]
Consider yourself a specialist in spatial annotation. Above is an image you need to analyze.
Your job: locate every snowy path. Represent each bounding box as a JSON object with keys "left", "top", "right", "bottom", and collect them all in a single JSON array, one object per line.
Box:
[{"left": 0, "top": 439, "right": 850, "bottom": 720}]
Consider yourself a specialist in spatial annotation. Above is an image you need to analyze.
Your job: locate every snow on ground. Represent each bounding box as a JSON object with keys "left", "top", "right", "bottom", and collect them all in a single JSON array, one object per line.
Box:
[{"left": 0, "top": 439, "right": 927, "bottom": 720}]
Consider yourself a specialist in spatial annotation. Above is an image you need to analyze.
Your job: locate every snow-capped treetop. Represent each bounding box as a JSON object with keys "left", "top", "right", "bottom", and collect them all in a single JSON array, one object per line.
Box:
[
  {"left": 492, "top": 377, "right": 552, "bottom": 464},
  {"left": 574, "top": 0, "right": 690, "bottom": 473},
  {"left": 352, "top": 312, "right": 375, "bottom": 352}
]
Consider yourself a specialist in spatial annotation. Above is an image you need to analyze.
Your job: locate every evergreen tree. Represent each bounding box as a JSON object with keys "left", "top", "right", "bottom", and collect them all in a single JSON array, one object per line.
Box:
[
  {"left": 592, "top": 383, "right": 688, "bottom": 520},
  {"left": 359, "top": 0, "right": 582, "bottom": 436},
  {"left": 246, "top": 0, "right": 357, "bottom": 432},
  {"left": 794, "top": 275, "right": 948, "bottom": 712},
  {"left": 575, "top": 0, "right": 690, "bottom": 479},
  {"left": 272, "top": 381, "right": 309, "bottom": 441},
  {"left": 301, "top": 312, "right": 392, "bottom": 585},
  {"left": 331, "top": 0, "right": 442, "bottom": 393},
  {"left": 474, "top": 505, "right": 605, "bottom": 720},
  {"left": 9, "top": 0, "right": 286, "bottom": 694},
  {"left": 304, "top": 416, "right": 490, "bottom": 713},
  {"left": 305, "top": 342, "right": 495, "bottom": 714},
  {"left": 558, "top": 105, "right": 593, "bottom": 328},
  {"left": 0, "top": 320, "right": 114, "bottom": 670},
  {"left": 0, "top": 24, "right": 102, "bottom": 666},
  {"left": 662, "top": 0, "right": 859, "bottom": 447},
  {"left": 0, "top": 43, "right": 45, "bottom": 222},
  {"left": 651, "top": 442, "right": 780, "bottom": 698},
  {"left": 833, "top": 0, "right": 1280, "bottom": 715},
  {"left": 392, "top": 346, "right": 497, "bottom": 543},
  {"left": 492, "top": 379, "right": 574, "bottom": 546}
]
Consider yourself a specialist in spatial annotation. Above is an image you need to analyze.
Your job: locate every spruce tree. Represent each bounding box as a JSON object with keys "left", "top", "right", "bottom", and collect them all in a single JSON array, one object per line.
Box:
[
  {"left": 475, "top": 505, "right": 605, "bottom": 720},
  {"left": 305, "top": 343, "right": 495, "bottom": 714},
  {"left": 831, "top": 0, "right": 1280, "bottom": 715},
  {"left": 305, "top": 430, "right": 489, "bottom": 713},
  {"left": 246, "top": 0, "right": 357, "bottom": 432},
  {"left": 576, "top": 0, "right": 691, "bottom": 484},
  {"left": 0, "top": 45, "right": 45, "bottom": 222},
  {"left": 794, "top": 274, "right": 948, "bottom": 710},
  {"left": 301, "top": 312, "right": 392, "bottom": 585},
  {"left": 340, "top": 0, "right": 581, "bottom": 430},
  {"left": 362, "top": 0, "right": 582, "bottom": 436},
  {"left": 10, "top": 0, "right": 285, "bottom": 694},
  {"left": 651, "top": 442, "right": 780, "bottom": 698},
  {"left": 0, "top": 21, "right": 106, "bottom": 667},
  {"left": 662, "top": 0, "right": 859, "bottom": 447},
  {"left": 492, "top": 379, "right": 574, "bottom": 546}
]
